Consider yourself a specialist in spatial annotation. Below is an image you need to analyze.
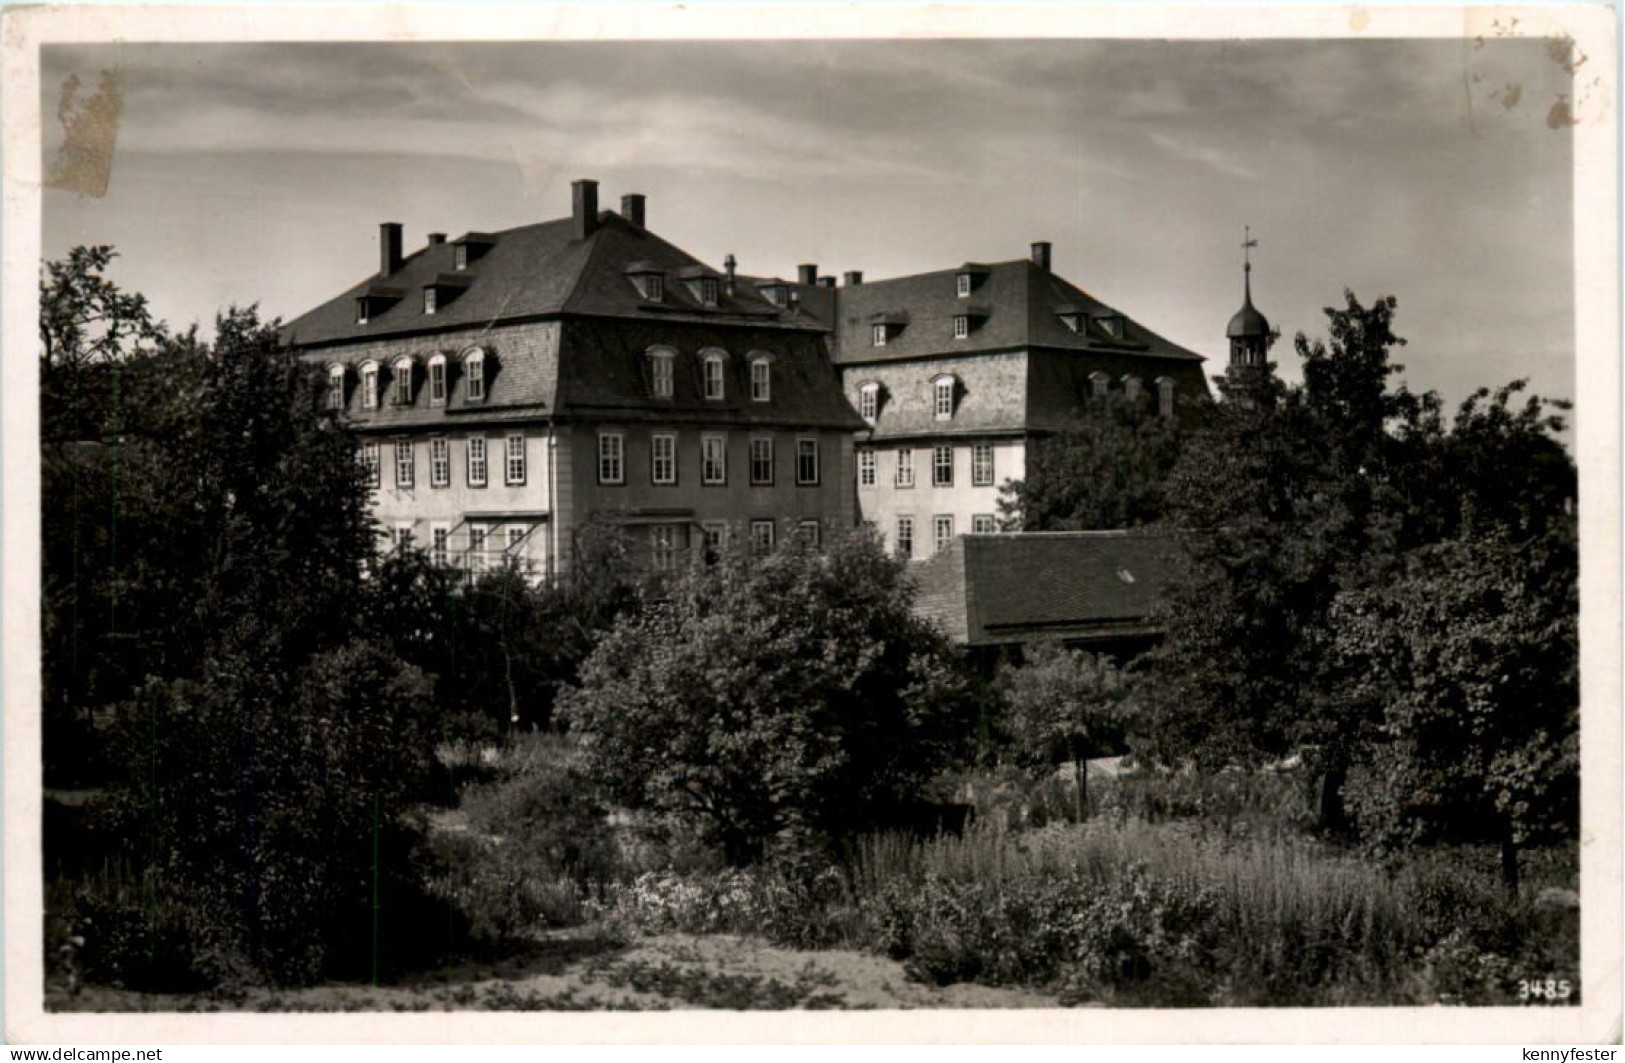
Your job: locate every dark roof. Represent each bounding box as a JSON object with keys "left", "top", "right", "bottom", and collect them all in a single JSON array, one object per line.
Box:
[
  {"left": 912, "top": 530, "right": 1179, "bottom": 645},
  {"left": 827, "top": 260, "right": 1205, "bottom": 365},
  {"left": 1227, "top": 293, "right": 1270, "bottom": 339},
  {"left": 280, "top": 212, "right": 817, "bottom": 349}
]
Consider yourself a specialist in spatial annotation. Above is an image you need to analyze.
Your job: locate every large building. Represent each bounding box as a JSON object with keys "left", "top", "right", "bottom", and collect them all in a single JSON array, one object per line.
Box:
[
  {"left": 768, "top": 244, "right": 1212, "bottom": 560},
  {"left": 280, "top": 180, "right": 865, "bottom": 578}
]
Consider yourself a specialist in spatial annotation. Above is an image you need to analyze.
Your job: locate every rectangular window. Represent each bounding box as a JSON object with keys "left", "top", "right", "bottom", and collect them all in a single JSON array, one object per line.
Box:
[
  {"left": 431, "top": 524, "right": 450, "bottom": 567},
  {"left": 956, "top": 273, "right": 971, "bottom": 298},
  {"left": 895, "top": 516, "right": 915, "bottom": 560},
  {"left": 704, "top": 357, "right": 725, "bottom": 401},
  {"left": 651, "top": 355, "right": 674, "bottom": 399},
  {"left": 505, "top": 434, "right": 526, "bottom": 486},
  {"left": 393, "top": 365, "right": 412, "bottom": 407},
  {"left": 858, "top": 449, "right": 876, "bottom": 487},
  {"left": 751, "top": 360, "right": 771, "bottom": 402},
  {"left": 933, "top": 515, "right": 955, "bottom": 555},
  {"left": 954, "top": 315, "right": 969, "bottom": 340},
  {"left": 651, "top": 432, "right": 677, "bottom": 485},
  {"left": 424, "top": 288, "right": 438, "bottom": 316},
  {"left": 328, "top": 371, "right": 345, "bottom": 411},
  {"left": 973, "top": 514, "right": 997, "bottom": 535},
  {"left": 702, "top": 433, "right": 727, "bottom": 485},
  {"left": 796, "top": 438, "right": 819, "bottom": 485},
  {"left": 750, "top": 519, "right": 776, "bottom": 554},
  {"left": 859, "top": 386, "right": 878, "bottom": 422},
  {"left": 506, "top": 526, "right": 527, "bottom": 553},
  {"left": 361, "top": 368, "right": 378, "bottom": 410},
  {"left": 934, "top": 380, "right": 955, "bottom": 419},
  {"left": 933, "top": 444, "right": 954, "bottom": 487},
  {"left": 466, "top": 356, "right": 485, "bottom": 402},
  {"left": 455, "top": 244, "right": 468, "bottom": 271},
  {"left": 357, "top": 301, "right": 369, "bottom": 325},
  {"left": 797, "top": 519, "right": 820, "bottom": 546},
  {"left": 430, "top": 438, "right": 450, "bottom": 488},
  {"left": 972, "top": 442, "right": 995, "bottom": 487},
  {"left": 701, "top": 521, "right": 728, "bottom": 563},
  {"left": 598, "top": 432, "right": 624, "bottom": 485},
  {"left": 872, "top": 324, "right": 887, "bottom": 347},
  {"left": 644, "top": 274, "right": 665, "bottom": 301},
  {"left": 394, "top": 440, "right": 414, "bottom": 489},
  {"left": 469, "top": 526, "right": 488, "bottom": 573},
  {"left": 749, "top": 436, "right": 774, "bottom": 486},
  {"left": 467, "top": 437, "right": 488, "bottom": 488},
  {"left": 429, "top": 360, "right": 446, "bottom": 404},
  {"left": 361, "top": 442, "right": 380, "bottom": 489},
  {"left": 700, "top": 277, "right": 719, "bottom": 306},
  {"left": 392, "top": 523, "right": 413, "bottom": 552},
  {"left": 896, "top": 447, "right": 915, "bottom": 488},
  {"left": 651, "top": 524, "right": 680, "bottom": 571}
]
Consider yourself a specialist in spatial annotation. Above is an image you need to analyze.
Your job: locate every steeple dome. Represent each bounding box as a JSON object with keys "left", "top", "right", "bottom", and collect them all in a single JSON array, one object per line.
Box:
[{"left": 1226, "top": 226, "right": 1271, "bottom": 372}]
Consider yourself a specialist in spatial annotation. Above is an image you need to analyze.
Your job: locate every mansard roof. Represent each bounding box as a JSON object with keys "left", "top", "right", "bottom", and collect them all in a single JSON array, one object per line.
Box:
[
  {"left": 824, "top": 259, "right": 1206, "bottom": 365},
  {"left": 280, "top": 212, "right": 818, "bottom": 350}
]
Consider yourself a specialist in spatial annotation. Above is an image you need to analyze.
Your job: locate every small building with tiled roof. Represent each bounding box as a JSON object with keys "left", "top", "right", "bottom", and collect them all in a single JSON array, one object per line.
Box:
[
  {"left": 911, "top": 530, "right": 1177, "bottom": 657},
  {"left": 775, "top": 241, "right": 1211, "bottom": 561},
  {"left": 282, "top": 180, "right": 866, "bottom": 578}
]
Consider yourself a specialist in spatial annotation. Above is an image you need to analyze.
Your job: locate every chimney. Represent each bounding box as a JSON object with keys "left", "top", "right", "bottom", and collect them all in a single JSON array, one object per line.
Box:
[
  {"left": 798, "top": 263, "right": 818, "bottom": 285},
  {"left": 621, "top": 193, "right": 646, "bottom": 229},
  {"left": 379, "top": 222, "right": 403, "bottom": 276},
  {"left": 818, "top": 275, "right": 836, "bottom": 288},
  {"left": 427, "top": 232, "right": 446, "bottom": 245},
  {"left": 723, "top": 254, "right": 737, "bottom": 296},
  {"left": 572, "top": 179, "right": 600, "bottom": 240},
  {"left": 1031, "top": 241, "right": 1052, "bottom": 272},
  {"left": 844, "top": 270, "right": 864, "bottom": 286}
]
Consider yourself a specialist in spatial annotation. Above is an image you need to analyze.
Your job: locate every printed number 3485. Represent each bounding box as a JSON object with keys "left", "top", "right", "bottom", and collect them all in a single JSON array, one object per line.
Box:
[{"left": 1519, "top": 978, "right": 1574, "bottom": 1002}]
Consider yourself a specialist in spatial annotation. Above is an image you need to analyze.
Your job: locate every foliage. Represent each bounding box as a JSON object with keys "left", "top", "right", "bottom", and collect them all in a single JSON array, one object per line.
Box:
[
  {"left": 1330, "top": 527, "right": 1578, "bottom": 890},
  {"left": 997, "top": 395, "right": 1184, "bottom": 531},
  {"left": 997, "top": 643, "right": 1131, "bottom": 820},
  {"left": 559, "top": 529, "right": 975, "bottom": 864}
]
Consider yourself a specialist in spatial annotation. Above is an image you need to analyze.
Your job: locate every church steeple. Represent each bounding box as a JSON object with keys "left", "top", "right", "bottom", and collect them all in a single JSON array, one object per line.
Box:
[{"left": 1226, "top": 226, "right": 1271, "bottom": 377}]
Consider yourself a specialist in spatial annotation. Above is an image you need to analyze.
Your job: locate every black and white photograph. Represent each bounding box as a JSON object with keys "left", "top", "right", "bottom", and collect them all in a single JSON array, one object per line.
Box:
[{"left": 4, "top": 2, "right": 1619, "bottom": 1045}]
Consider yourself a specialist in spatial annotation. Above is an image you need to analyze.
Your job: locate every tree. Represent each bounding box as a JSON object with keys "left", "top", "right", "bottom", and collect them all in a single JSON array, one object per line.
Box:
[
  {"left": 998, "top": 642, "right": 1130, "bottom": 821},
  {"left": 1328, "top": 526, "right": 1577, "bottom": 894},
  {"left": 998, "top": 396, "right": 1184, "bottom": 531},
  {"left": 558, "top": 530, "right": 974, "bottom": 864}
]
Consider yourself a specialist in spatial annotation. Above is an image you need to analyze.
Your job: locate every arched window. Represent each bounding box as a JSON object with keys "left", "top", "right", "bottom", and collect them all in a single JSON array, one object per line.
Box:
[
  {"left": 461, "top": 347, "right": 486, "bottom": 402},
  {"left": 427, "top": 353, "right": 448, "bottom": 406},
  {"left": 858, "top": 382, "right": 880, "bottom": 423},
  {"left": 1089, "top": 371, "right": 1111, "bottom": 400},
  {"left": 326, "top": 364, "right": 346, "bottom": 412},
  {"left": 392, "top": 357, "right": 414, "bottom": 407},
  {"left": 932, "top": 375, "right": 957, "bottom": 421},
  {"left": 749, "top": 354, "right": 771, "bottom": 403},
  {"left": 647, "top": 345, "right": 676, "bottom": 400},
  {"left": 1156, "top": 376, "right": 1176, "bottom": 419},
  {"left": 359, "top": 361, "right": 380, "bottom": 410},
  {"left": 1122, "top": 375, "right": 1143, "bottom": 402},
  {"left": 701, "top": 348, "right": 727, "bottom": 401}
]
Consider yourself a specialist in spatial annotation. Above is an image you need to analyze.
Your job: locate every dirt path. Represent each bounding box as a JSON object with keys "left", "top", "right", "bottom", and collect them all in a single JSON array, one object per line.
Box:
[{"left": 50, "top": 930, "right": 1057, "bottom": 1011}]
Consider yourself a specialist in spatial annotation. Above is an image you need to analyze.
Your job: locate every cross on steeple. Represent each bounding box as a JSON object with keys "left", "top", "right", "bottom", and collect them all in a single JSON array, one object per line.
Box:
[{"left": 1241, "top": 225, "right": 1259, "bottom": 302}]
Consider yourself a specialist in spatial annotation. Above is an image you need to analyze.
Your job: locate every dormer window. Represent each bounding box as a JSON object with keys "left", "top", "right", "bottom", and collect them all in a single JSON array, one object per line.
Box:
[
  {"left": 326, "top": 365, "right": 346, "bottom": 411},
  {"left": 454, "top": 244, "right": 468, "bottom": 271},
  {"left": 701, "top": 349, "right": 727, "bottom": 401},
  {"left": 858, "top": 382, "right": 880, "bottom": 424},
  {"left": 463, "top": 347, "right": 486, "bottom": 402},
  {"left": 359, "top": 361, "right": 379, "bottom": 410},
  {"left": 762, "top": 283, "right": 789, "bottom": 307},
  {"left": 956, "top": 274, "right": 972, "bottom": 298},
  {"left": 1096, "top": 314, "right": 1125, "bottom": 339},
  {"left": 356, "top": 299, "right": 369, "bottom": 325},
  {"left": 423, "top": 288, "right": 437, "bottom": 315},
  {"left": 428, "top": 354, "right": 448, "bottom": 406},
  {"left": 955, "top": 264, "right": 988, "bottom": 299},
  {"left": 954, "top": 315, "right": 970, "bottom": 340},
  {"left": 1058, "top": 312, "right": 1084, "bottom": 333},
  {"left": 872, "top": 324, "right": 888, "bottom": 348},
  {"left": 451, "top": 233, "right": 494, "bottom": 272},
  {"left": 749, "top": 356, "right": 771, "bottom": 402},
  {"left": 933, "top": 375, "right": 957, "bottom": 420},
  {"left": 392, "top": 357, "right": 414, "bottom": 407},
  {"left": 648, "top": 346, "right": 676, "bottom": 400},
  {"left": 643, "top": 274, "right": 664, "bottom": 301}
]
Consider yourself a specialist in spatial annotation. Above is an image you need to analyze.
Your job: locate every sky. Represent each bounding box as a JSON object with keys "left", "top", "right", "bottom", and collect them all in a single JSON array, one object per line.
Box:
[{"left": 41, "top": 38, "right": 1576, "bottom": 410}]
